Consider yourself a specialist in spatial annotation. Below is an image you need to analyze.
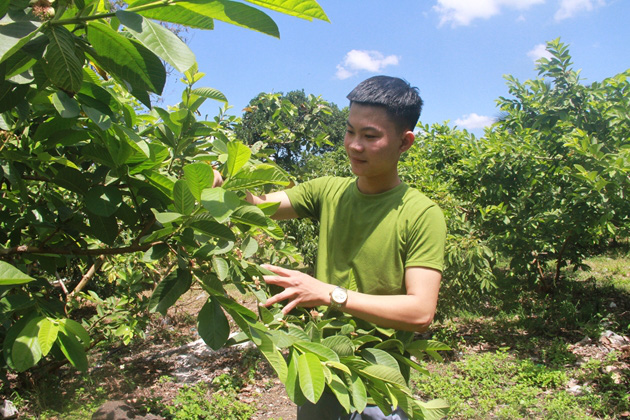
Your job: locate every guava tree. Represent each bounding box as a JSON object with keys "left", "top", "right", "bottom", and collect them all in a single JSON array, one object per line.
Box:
[
  {"left": 0, "top": 1, "right": 448, "bottom": 418},
  {"left": 236, "top": 90, "right": 348, "bottom": 172},
  {"left": 417, "top": 39, "right": 629, "bottom": 289}
]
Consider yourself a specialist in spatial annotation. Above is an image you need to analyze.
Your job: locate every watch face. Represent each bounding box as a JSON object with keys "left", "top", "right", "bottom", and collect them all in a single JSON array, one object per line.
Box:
[{"left": 332, "top": 287, "right": 347, "bottom": 303}]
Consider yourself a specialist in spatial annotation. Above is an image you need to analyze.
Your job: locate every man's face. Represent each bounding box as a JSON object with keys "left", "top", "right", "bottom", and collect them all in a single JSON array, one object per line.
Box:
[{"left": 344, "top": 103, "right": 406, "bottom": 182}]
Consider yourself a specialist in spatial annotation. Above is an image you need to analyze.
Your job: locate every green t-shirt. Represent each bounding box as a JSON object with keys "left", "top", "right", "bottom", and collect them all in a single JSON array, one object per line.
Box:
[{"left": 285, "top": 176, "right": 446, "bottom": 296}]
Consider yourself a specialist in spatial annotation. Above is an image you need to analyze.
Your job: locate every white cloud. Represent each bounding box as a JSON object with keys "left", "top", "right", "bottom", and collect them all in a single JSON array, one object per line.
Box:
[
  {"left": 527, "top": 43, "right": 554, "bottom": 62},
  {"left": 455, "top": 113, "right": 495, "bottom": 130},
  {"left": 335, "top": 50, "right": 400, "bottom": 80},
  {"left": 555, "top": 0, "right": 605, "bottom": 20},
  {"left": 433, "top": 0, "right": 544, "bottom": 27}
]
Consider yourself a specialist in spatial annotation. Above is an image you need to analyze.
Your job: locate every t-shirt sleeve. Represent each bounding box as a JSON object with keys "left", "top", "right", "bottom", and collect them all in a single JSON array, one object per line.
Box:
[
  {"left": 284, "top": 176, "right": 330, "bottom": 220},
  {"left": 405, "top": 204, "right": 447, "bottom": 272}
]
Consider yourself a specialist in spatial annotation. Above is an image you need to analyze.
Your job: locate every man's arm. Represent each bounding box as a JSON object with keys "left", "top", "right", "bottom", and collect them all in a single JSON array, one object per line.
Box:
[
  {"left": 261, "top": 265, "right": 441, "bottom": 332},
  {"left": 245, "top": 191, "right": 298, "bottom": 220}
]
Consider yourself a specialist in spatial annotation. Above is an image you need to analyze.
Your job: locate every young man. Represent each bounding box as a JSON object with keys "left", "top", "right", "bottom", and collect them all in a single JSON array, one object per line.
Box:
[{"left": 241, "top": 76, "right": 447, "bottom": 419}]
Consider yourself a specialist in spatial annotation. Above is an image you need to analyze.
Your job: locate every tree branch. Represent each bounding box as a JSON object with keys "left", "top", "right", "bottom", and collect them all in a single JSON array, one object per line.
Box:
[{"left": 0, "top": 241, "right": 163, "bottom": 257}]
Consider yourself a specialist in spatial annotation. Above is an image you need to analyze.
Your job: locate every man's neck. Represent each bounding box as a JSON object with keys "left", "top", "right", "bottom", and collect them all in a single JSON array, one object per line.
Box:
[{"left": 356, "top": 175, "right": 402, "bottom": 195}]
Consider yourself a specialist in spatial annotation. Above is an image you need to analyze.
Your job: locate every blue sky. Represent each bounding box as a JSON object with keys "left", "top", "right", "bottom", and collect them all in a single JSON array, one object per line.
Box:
[{"left": 160, "top": 0, "right": 629, "bottom": 135}]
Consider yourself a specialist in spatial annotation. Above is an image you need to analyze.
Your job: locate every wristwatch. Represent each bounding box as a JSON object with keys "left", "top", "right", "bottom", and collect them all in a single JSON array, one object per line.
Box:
[{"left": 329, "top": 286, "right": 348, "bottom": 311}]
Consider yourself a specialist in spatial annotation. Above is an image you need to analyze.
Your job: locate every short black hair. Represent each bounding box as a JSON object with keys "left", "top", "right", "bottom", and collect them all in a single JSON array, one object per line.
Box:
[{"left": 346, "top": 75, "right": 423, "bottom": 132}]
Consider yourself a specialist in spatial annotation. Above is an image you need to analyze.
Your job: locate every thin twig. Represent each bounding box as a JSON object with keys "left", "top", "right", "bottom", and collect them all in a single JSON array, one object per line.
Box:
[{"left": 69, "top": 255, "right": 106, "bottom": 298}]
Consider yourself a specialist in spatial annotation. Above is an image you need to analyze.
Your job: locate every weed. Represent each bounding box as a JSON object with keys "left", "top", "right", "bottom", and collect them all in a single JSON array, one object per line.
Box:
[
  {"left": 575, "top": 352, "right": 630, "bottom": 417},
  {"left": 164, "top": 383, "right": 256, "bottom": 420},
  {"left": 541, "top": 338, "right": 577, "bottom": 367},
  {"left": 212, "top": 373, "right": 243, "bottom": 392},
  {"left": 432, "top": 319, "right": 464, "bottom": 350},
  {"left": 413, "top": 350, "right": 589, "bottom": 419}
]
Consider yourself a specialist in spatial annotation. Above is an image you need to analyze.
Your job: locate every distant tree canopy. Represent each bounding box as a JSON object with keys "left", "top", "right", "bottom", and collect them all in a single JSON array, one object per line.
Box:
[
  {"left": 413, "top": 39, "right": 630, "bottom": 290},
  {"left": 236, "top": 90, "right": 348, "bottom": 172}
]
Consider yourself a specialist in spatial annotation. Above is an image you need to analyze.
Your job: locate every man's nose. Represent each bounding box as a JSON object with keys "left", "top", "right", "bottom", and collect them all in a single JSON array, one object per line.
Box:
[{"left": 348, "top": 138, "right": 363, "bottom": 152}]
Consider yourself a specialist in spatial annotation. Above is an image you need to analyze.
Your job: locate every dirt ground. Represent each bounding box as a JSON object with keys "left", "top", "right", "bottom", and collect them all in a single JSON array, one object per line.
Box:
[
  {"left": 89, "top": 286, "right": 299, "bottom": 419},
  {"left": 85, "top": 335, "right": 298, "bottom": 420}
]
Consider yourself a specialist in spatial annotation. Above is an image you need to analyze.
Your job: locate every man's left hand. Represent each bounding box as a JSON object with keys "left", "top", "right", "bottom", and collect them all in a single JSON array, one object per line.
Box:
[{"left": 260, "top": 264, "right": 334, "bottom": 315}]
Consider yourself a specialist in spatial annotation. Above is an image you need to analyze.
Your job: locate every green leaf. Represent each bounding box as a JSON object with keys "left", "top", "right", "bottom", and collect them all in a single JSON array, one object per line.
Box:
[
  {"left": 79, "top": 73, "right": 120, "bottom": 113},
  {"left": 359, "top": 365, "right": 407, "bottom": 388},
  {"left": 348, "top": 370, "right": 368, "bottom": 413},
  {"left": 389, "top": 387, "right": 414, "bottom": 418},
  {"left": 223, "top": 163, "right": 291, "bottom": 190},
  {"left": 149, "top": 269, "right": 193, "bottom": 315},
  {"left": 58, "top": 318, "right": 91, "bottom": 348},
  {"left": 52, "top": 90, "right": 80, "bottom": 118},
  {"left": 328, "top": 373, "right": 351, "bottom": 414},
  {"left": 285, "top": 349, "right": 307, "bottom": 405},
  {"left": 324, "top": 361, "right": 351, "bottom": 375},
  {"left": 255, "top": 327, "right": 288, "bottom": 383},
  {"left": 241, "top": 236, "right": 259, "bottom": 258},
  {"left": 0, "top": 18, "right": 42, "bottom": 64},
  {"left": 244, "top": 0, "right": 329, "bottom": 22},
  {"left": 143, "top": 243, "right": 170, "bottom": 261},
  {"left": 214, "top": 295, "right": 259, "bottom": 323},
  {"left": 143, "top": 171, "right": 175, "bottom": 199},
  {"left": 0, "top": 294, "right": 34, "bottom": 315},
  {"left": 183, "top": 163, "right": 214, "bottom": 201},
  {"left": 297, "top": 352, "right": 325, "bottom": 404},
  {"left": 226, "top": 141, "right": 252, "bottom": 177},
  {"left": 0, "top": 80, "right": 28, "bottom": 113},
  {"left": 200, "top": 188, "right": 241, "bottom": 223},
  {"left": 85, "top": 186, "right": 123, "bottom": 217},
  {"left": 321, "top": 335, "right": 354, "bottom": 357},
  {"left": 287, "top": 325, "right": 310, "bottom": 342},
  {"left": 178, "top": 0, "right": 279, "bottom": 37},
  {"left": 294, "top": 341, "right": 340, "bottom": 363},
  {"left": 190, "top": 87, "right": 227, "bottom": 103},
  {"left": 257, "top": 201, "right": 281, "bottom": 217},
  {"left": 197, "top": 298, "right": 230, "bottom": 350},
  {"left": 57, "top": 331, "right": 88, "bottom": 371},
  {"left": 361, "top": 348, "right": 400, "bottom": 371},
  {"left": 151, "top": 209, "right": 183, "bottom": 224},
  {"left": 231, "top": 205, "right": 268, "bottom": 227},
  {"left": 406, "top": 339, "right": 450, "bottom": 362},
  {"left": 43, "top": 26, "right": 83, "bottom": 93},
  {"left": 88, "top": 213, "right": 118, "bottom": 245},
  {"left": 11, "top": 316, "right": 44, "bottom": 372},
  {"left": 117, "top": 10, "right": 196, "bottom": 73},
  {"left": 129, "top": 1, "right": 215, "bottom": 29},
  {"left": 391, "top": 352, "right": 430, "bottom": 376},
  {"left": 0, "top": 261, "right": 34, "bottom": 285},
  {"left": 190, "top": 217, "right": 236, "bottom": 242},
  {"left": 374, "top": 339, "right": 405, "bottom": 354},
  {"left": 37, "top": 318, "right": 59, "bottom": 357},
  {"left": 83, "top": 105, "right": 112, "bottom": 131},
  {"left": 366, "top": 381, "right": 393, "bottom": 415},
  {"left": 173, "top": 180, "right": 196, "bottom": 215},
  {"left": 212, "top": 257, "right": 229, "bottom": 280},
  {"left": 141, "top": 226, "right": 176, "bottom": 243},
  {"left": 114, "top": 124, "right": 151, "bottom": 158},
  {"left": 257, "top": 303, "right": 275, "bottom": 324},
  {"left": 51, "top": 166, "right": 90, "bottom": 194},
  {"left": 415, "top": 398, "right": 450, "bottom": 420},
  {"left": 87, "top": 21, "right": 165, "bottom": 104}
]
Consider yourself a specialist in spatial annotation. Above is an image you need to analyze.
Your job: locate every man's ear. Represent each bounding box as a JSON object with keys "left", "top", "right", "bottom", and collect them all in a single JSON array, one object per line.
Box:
[{"left": 400, "top": 130, "right": 415, "bottom": 153}]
